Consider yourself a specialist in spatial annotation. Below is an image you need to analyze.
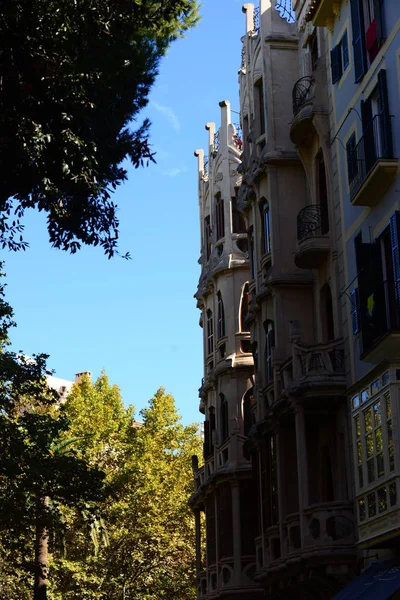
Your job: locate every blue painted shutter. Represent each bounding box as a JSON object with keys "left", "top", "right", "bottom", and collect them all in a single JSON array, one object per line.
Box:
[
  {"left": 373, "top": 0, "right": 385, "bottom": 48},
  {"left": 350, "top": 289, "right": 360, "bottom": 334},
  {"left": 390, "top": 211, "right": 400, "bottom": 322},
  {"left": 350, "top": 0, "right": 366, "bottom": 82},
  {"left": 378, "top": 69, "right": 393, "bottom": 158},
  {"left": 361, "top": 98, "right": 376, "bottom": 172},
  {"left": 342, "top": 31, "right": 349, "bottom": 69},
  {"left": 330, "top": 45, "right": 342, "bottom": 84}
]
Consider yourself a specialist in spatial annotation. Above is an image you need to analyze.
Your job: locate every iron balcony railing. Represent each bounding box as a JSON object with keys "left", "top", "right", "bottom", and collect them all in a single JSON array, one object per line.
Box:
[
  {"left": 297, "top": 204, "right": 329, "bottom": 242},
  {"left": 213, "top": 131, "right": 220, "bottom": 151},
  {"left": 348, "top": 113, "right": 394, "bottom": 199},
  {"left": 292, "top": 76, "right": 315, "bottom": 115}
]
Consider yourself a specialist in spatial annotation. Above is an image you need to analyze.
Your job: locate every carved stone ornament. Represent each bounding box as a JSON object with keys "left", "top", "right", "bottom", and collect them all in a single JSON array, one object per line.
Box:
[{"left": 237, "top": 184, "right": 254, "bottom": 212}]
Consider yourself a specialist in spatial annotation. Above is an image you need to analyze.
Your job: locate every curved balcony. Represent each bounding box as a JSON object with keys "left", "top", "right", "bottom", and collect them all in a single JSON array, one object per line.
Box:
[
  {"left": 295, "top": 204, "right": 330, "bottom": 269},
  {"left": 290, "top": 76, "right": 315, "bottom": 145}
]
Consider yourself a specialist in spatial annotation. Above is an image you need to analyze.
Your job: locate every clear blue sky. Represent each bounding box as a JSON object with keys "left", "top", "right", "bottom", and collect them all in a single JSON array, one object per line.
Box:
[{"left": 3, "top": 0, "right": 245, "bottom": 425}]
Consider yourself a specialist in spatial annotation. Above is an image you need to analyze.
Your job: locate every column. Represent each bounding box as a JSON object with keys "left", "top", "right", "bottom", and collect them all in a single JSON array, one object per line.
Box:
[
  {"left": 295, "top": 404, "right": 309, "bottom": 546},
  {"left": 195, "top": 509, "right": 202, "bottom": 573},
  {"left": 231, "top": 480, "right": 242, "bottom": 586}
]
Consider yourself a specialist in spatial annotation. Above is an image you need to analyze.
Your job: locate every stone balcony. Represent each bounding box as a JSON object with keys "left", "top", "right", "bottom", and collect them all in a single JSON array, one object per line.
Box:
[{"left": 294, "top": 203, "right": 330, "bottom": 269}]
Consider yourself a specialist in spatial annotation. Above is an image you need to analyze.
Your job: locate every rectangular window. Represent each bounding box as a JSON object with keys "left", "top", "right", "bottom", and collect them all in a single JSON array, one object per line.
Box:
[
  {"left": 310, "top": 30, "right": 319, "bottom": 71},
  {"left": 346, "top": 133, "right": 358, "bottom": 184},
  {"left": 331, "top": 32, "right": 349, "bottom": 84},
  {"left": 256, "top": 80, "right": 265, "bottom": 137},
  {"left": 215, "top": 194, "right": 224, "bottom": 241},
  {"left": 204, "top": 216, "right": 212, "bottom": 261}
]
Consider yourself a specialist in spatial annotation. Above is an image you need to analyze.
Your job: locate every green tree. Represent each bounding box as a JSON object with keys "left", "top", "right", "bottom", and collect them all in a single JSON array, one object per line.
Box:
[
  {"left": 0, "top": 0, "right": 199, "bottom": 257},
  {"left": 0, "top": 268, "right": 106, "bottom": 599},
  {"left": 52, "top": 383, "right": 202, "bottom": 599}
]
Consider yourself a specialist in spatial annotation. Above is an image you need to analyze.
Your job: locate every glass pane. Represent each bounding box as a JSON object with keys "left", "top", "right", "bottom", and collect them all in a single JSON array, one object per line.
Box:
[
  {"left": 366, "top": 433, "right": 374, "bottom": 457},
  {"left": 358, "top": 465, "right": 364, "bottom": 488},
  {"left": 375, "top": 427, "right": 383, "bottom": 452},
  {"left": 377, "top": 487, "right": 387, "bottom": 513},
  {"left": 385, "top": 393, "right": 391, "bottom": 419},
  {"left": 387, "top": 419, "right": 393, "bottom": 446},
  {"left": 382, "top": 371, "right": 390, "bottom": 386},
  {"left": 373, "top": 401, "right": 381, "bottom": 426},
  {"left": 367, "top": 493, "right": 376, "bottom": 517},
  {"left": 376, "top": 453, "right": 384, "bottom": 478},
  {"left": 352, "top": 394, "right": 360, "bottom": 409},
  {"left": 367, "top": 458, "right": 375, "bottom": 484},
  {"left": 358, "top": 498, "right": 366, "bottom": 522},
  {"left": 364, "top": 409, "right": 372, "bottom": 432},
  {"left": 389, "top": 482, "right": 397, "bottom": 507},
  {"left": 357, "top": 440, "right": 363, "bottom": 464},
  {"left": 389, "top": 446, "right": 395, "bottom": 472},
  {"left": 371, "top": 379, "right": 380, "bottom": 395},
  {"left": 355, "top": 415, "right": 361, "bottom": 438},
  {"left": 361, "top": 389, "right": 370, "bottom": 404}
]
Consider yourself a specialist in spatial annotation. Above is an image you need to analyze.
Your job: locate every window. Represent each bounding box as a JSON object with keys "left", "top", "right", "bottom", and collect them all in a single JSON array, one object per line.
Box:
[
  {"left": 220, "top": 394, "right": 229, "bottom": 442},
  {"left": 215, "top": 194, "right": 224, "bottom": 241},
  {"left": 206, "top": 309, "right": 214, "bottom": 355},
  {"left": 331, "top": 31, "right": 349, "bottom": 84},
  {"left": 255, "top": 79, "right": 265, "bottom": 137},
  {"left": 310, "top": 30, "right": 319, "bottom": 71},
  {"left": 261, "top": 200, "right": 271, "bottom": 254},
  {"left": 217, "top": 292, "right": 225, "bottom": 339},
  {"left": 264, "top": 321, "right": 274, "bottom": 383},
  {"left": 204, "top": 406, "right": 216, "bottom": 459},
  {"left": 350, "top": 0, "right": 385, "bottom": 82},
  {"left": 232, "top": 192, "right": 246, "bottom": 233},
  {"left": 204, "top": 216, "right": 212, "bottom": 261},
  {"left": 249, "top": 227, "right": 255, "bottom": 278},
  {"left": 240, "top": 283, "right": 250, "bottom": 332},
  {"left": 243, "top": 387, "right": 254, "bottom": 437}
]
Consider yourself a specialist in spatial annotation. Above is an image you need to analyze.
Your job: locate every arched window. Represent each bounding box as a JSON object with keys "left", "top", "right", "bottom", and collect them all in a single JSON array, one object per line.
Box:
[
  {"left": 204, "top": 216, "right": 212, "bottom": 261},
  {"left": 232, "top": 192, "right": 246, "bottom": 233},
  {"left": 215, "top": 194, "right": 225, "bottom": 240},
  {"left": 217, "top": 292, "right": 225, "bottom": 338},
  {"left": 220, "top": 393, "right": 229, "bottom": 442},
  {"left": 264, "top": 320, "right": 275, "bottom": 383},
  {"left": 206, "top": 309, "right": 214, "bottom": 355},
  {"left": 240, "top": 283, "right": 250, "bottom": 332},
  {"left": 243, "top": 387, "right": 255, "bottom": 437},
  {"left": 261, "top": 199, "right": 271, "bottom": 254}
]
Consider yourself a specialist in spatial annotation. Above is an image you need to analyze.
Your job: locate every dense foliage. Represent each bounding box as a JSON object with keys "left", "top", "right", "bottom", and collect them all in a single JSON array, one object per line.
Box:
[{"left": 0, "top": 0, "right": 199, "bottom": 257}]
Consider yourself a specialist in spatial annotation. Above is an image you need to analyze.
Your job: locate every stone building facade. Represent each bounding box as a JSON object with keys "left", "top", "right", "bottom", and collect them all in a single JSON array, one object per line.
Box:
[{"left": 191, "top": 0, "right": 400, "bottom": 598}]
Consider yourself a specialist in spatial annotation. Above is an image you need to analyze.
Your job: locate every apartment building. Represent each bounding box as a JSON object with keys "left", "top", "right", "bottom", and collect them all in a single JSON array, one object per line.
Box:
[
  {"left": 190, "top": 100, "right": 264, "bottom": 600},
  {"left": 300, "top": 0, "right": 400, "bottom": 592},
  {"left": 191, "top": 0, "right": 400, "bottom": 598}
]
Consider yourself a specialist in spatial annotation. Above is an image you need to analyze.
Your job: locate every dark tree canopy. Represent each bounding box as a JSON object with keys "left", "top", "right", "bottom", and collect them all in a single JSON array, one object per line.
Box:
[{"left": 0, "top": 0, "right": 199, "bottom": 257}]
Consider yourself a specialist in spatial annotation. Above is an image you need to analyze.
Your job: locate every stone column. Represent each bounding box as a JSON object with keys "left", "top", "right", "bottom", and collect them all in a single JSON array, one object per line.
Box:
[
  {"left": 295, "top": 404, "right": 309, "bottom": 546},
  {"left": 231, "top": 480, "right": 242, "bottom": 586}
]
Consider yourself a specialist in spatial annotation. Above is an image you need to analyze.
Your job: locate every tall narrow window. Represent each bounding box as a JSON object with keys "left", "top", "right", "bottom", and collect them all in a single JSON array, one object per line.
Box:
[
  {"left": 243, "top": 387, "right": 254, "bottom": 437},
  {"left": 215, "top": 194, "right": 225, "bottom": 240},
  {"left": 317, "top": 152, "right": 329, "bottom": 235},
  {"left": 261, "top": 200, "right": 271, "bottom": 254},
  {"left": 220, "top": 393, "right": 229, "bottom": 442},
  {"left": 206, "top": 309, "right": 214, "bottom": 355},
  {"left": 264, "top": 321, "right": 275, "bottom": 383},
  {"left": 249, "top": 227, "right": 255, "bottom": 278},
  {"left": 232, "top": 193, "right": 246, "bottom": 233},
  {"left": 320, "top": 283, "right": 335, "bottom": 342},
  {"left": 240, "top": 283, "right": 250, "bottom": 332},
  {"left": 204, "top": 216, "right": 212, "bottom": 261},
  {"left": 256, "top": 79, "right": 265, "bottom": 136},
  {"left": 217, "top": 292, "right": 225, "bottom": 338}
]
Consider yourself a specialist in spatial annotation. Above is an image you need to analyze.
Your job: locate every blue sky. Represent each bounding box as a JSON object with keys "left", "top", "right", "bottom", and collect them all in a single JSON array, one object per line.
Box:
[{"left": 3, "top": 0, "right": 245, "bottom": 425}]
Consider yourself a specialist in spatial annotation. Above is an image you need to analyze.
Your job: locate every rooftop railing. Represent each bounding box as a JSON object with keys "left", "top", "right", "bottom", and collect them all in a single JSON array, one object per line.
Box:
[{"left": 292, "top": 76, "right": 315, "bottom": 115}]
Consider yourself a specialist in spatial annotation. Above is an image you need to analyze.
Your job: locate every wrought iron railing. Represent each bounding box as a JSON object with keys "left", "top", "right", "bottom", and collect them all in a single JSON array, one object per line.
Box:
[
  {"left": 292, "top": 76, "right": 314, "bottom": 115},
  {"left": 294, "top": 339, "right": 345, "bottom": 379},
  {"left": 348, "top": 113, "right": 394, "bottom": 199},
  {"left": 233, "top": 123, "right": 243, "bottom": 151},
  {"left": 297, "top": 204, "right": 329, "bottom": 242},
  {"left": 275, "top": 0, "right": 295, "bottom": 23},
  {"left": 253, "top": 7, "right": 260, "bottom": 33}
]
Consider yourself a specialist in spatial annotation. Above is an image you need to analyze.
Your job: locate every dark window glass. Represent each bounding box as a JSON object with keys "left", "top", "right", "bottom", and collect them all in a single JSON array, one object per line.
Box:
[
  {"left": 240, "top": 284, "right": 250, "bottom": 332},
  {"left": 217, "top": 292, "right": 225, "bottom": 339},
  {"left": 215, "top": 194, "right": 224, "bottom": 240},
  {"left": 206, "top": 309, "right": 214, "bottom": 355},
  {"left": 204, "top": 216, "right": 212, "bottom": 261}
]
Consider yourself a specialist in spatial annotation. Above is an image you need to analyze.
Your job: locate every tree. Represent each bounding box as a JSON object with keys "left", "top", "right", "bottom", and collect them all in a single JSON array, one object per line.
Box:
[
  {"left": 51, "top": 383, "right": 202, "bottom": 599},
  {"left": 0, "top": 267, "right": 106, "bottom": 599},
  {"left": 0, "top": 0, "right": 199, "bottom": 257}
]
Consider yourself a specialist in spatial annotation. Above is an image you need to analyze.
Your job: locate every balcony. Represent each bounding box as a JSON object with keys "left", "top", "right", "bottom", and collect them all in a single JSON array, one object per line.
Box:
[
  {"left": 290, "top": 76, "right": 315, "bottom": 145},
  {"left": 294, "top": 204, "right": 330, "bottom": 269},
  {"left": 359, "top": 280, "right": 400, "bottom": 363},
  {"left": 304, "top": 502, "right": 354, "bottom": 550},
  {"left": 305, "top": 0, "right": 342, "bottom": 28},
  {"left": 349, "top": 114, "right": 398, "bottom": 207}
]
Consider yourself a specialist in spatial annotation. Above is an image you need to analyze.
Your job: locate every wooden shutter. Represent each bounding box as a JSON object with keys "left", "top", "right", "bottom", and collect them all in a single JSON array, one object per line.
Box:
[
  {"left": 378, "top": 69, "right": 393, "bottom": 158},
  {"left": 390, "top": 211, "right": 400, "bottom": 321},
  {"left": 350, "top": 0, "right": 366, "bottom": 82},
  {"left": 350, "top": 289, "right": 360, "bottom": 334},
  {"left": 330, "top": 45, "right": 342, "bottom": 84},
  {"left": 346, "top": 134, "right": 358, "bottom": 183},
  {"left": 342, "top": 31, "right": 349, "bottom": 69},
  {"left": 373, "top": 0, "right": 385, "bottom": 48},
  {"left": 361, "top": 97, "right": 376, "bottom": 171}
]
